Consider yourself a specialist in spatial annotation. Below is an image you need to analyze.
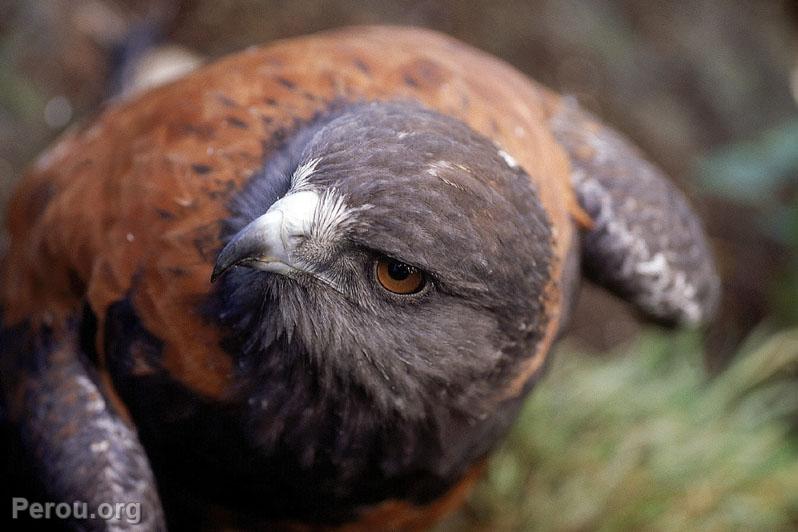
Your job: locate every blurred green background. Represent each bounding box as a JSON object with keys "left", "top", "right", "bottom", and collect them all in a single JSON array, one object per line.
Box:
[{"left": 1, "top": 0, "right": 797, "bottom": 530}]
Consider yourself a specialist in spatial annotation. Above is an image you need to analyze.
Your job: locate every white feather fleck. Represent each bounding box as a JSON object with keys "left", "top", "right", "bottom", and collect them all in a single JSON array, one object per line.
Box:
[
  {"left": 425, "top": 160, "right": 454, "bottom": 177},
  {"left": 76, "top": 376, "right": 107, "bottom": 413},
  {"left": 425, "top": 160, "right": 468, "bottom": 191},
  {"left": 498, "top": 149, "right": 518, "bottom": 169},
  {"left": 90, "top": 440, "right": 110, "bottom": 453}
]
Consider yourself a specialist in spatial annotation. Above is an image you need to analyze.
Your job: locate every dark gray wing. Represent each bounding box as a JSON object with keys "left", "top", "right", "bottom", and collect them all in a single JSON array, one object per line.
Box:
[
  {"left": 2, "top": 324, "right": 165, "bottom": 531},
  {"left": 549, "top": 97, "right": 720, "bottom": 326}
]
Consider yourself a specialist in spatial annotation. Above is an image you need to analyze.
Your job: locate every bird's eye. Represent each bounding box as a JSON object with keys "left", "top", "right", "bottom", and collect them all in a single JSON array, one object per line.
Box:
[{"left": 375, "top": 257, "right": 426, "bottom": 295}]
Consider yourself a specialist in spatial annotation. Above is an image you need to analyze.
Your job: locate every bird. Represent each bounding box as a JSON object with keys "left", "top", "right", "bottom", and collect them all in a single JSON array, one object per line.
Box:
[{"left": 0, "top": 26, "right": 719, "bottom": 531}]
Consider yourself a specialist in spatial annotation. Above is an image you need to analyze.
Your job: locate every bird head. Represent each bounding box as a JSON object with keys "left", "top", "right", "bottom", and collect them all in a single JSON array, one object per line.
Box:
[{"left": 212, "top": 101, "right": 554, "bottom": 422}]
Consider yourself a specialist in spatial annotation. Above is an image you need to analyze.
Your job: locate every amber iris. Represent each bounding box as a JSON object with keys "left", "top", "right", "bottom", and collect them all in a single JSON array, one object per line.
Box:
[{"left": 376, "top": 258, "right": 426, "bottom": 294}]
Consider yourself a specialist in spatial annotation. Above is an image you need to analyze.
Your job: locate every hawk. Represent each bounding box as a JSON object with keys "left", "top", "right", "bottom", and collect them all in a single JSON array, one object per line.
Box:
[{"left": 0, "top": 27, "right": 718, "bottom": 530}]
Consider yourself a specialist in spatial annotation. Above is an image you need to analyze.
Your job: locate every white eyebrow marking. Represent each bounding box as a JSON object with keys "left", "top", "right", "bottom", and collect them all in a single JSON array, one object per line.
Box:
[
  {"left": 312, "top": 188, "right": 373, "bottom": 243},
  {"left": 291, "top": 157, "right": 322, "bottom": 191},
  {"left": 312, "top": 188, "right": 350, "bottom": 242}
]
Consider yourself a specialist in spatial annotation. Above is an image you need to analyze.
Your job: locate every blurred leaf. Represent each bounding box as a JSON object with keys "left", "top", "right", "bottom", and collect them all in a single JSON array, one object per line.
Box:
[
  {"left": 695, "top": 119, "right": 798, "bottom": 203},
  {"left": 0, "top": 32, "right": 46, "bottom": 122}
]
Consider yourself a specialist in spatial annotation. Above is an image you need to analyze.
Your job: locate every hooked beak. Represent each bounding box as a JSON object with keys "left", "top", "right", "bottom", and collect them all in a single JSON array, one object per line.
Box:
[{"left": 211, "top": 190, "right": 319, "bottom": 282}]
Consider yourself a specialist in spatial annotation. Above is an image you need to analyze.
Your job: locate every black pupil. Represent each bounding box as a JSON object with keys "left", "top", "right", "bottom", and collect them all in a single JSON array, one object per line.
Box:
[{"left": 387, "top": 260, "right": 413, "bottom": 281}]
